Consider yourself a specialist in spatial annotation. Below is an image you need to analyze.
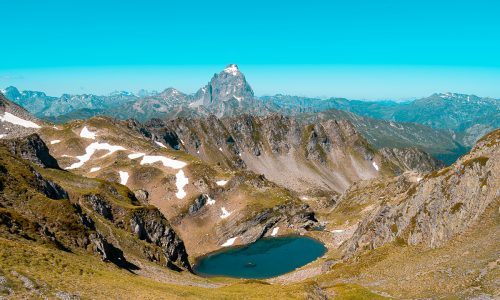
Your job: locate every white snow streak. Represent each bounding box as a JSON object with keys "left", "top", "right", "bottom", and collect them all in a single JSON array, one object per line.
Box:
[
  {"left": 80, "top": 126, "right": 96, "bottom": 139},
  {"left": 155, "top": 141, "right": 167, "bottom": 148},
  {"left": 140, "top": 155, "right": 186, "bottom": 169},
  {"left": 372, "top": 161, "right": 379, "bottom": 171},
  {"left": 206, "top": 195, "right": 216, "bottom": 205},
  {"left": 50, "top": 140, "right": 61, "bottom": 145},
  {"left": 119, "top": 171, "right": 129, "bottom": 185},
  {"left": 271, "top": 227, "right": 279, "bottom": 236},
  {"left": 128, "top": 153, "right": 145, "bottom": 159},
  {"left": 216, "top": 180, "right": 228, "bottom": 186},
  {"left": 65, "top": 142, "right": 126, "bottom": 170},
  {"left": 0, "top": 112, "right": 40, "bottom": 128},
  {"left": 221, "top": 237, "right": 237, "bottom": 247},
  {"left": 175, "top": 170, "right": 189, "bottom": 199}
]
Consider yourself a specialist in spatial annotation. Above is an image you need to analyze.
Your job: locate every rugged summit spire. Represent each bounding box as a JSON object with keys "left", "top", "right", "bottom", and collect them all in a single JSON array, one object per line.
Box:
[{"left": 197, "top": 64, "right": 254, "bottom": 106}]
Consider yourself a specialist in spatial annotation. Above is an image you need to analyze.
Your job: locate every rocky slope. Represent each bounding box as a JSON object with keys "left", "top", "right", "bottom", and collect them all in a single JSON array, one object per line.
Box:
[
  {"left": 379, "top": 147, "right": 444, "bottom": 173},
  {"left": 33, "top": 116, "right": 318, "bottom": 257},
  {"left": 0, "top": 134, "right": 191, "bottom": 272},
  {"left": 298, "top": 109, "right": 467, "bottom": 165},
  {"left": 342, "top": 128, "right": 499, "bottom": 256},
  {"left": 133, "top": 114, "right": 404, "bottom": 195},
  {"left": 0, "top": 92, "right": 43, "bottom": 139}
]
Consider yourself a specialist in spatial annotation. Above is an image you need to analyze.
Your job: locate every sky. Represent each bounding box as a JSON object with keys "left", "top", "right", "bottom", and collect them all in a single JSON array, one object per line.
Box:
[{"left": 1, "top": 0, "right": 500, "bottom": 99}]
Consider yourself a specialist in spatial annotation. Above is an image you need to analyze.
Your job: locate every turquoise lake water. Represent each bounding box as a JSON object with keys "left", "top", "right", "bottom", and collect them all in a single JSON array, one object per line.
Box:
[{"left": 194, "top": 236, "right": 326, "bottom": 279}]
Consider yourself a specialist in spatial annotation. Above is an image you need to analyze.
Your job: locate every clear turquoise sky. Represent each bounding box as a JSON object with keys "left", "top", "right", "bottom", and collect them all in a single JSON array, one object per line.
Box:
[{"left": 1, "top": 0, "right": 500, "bottom": 99}]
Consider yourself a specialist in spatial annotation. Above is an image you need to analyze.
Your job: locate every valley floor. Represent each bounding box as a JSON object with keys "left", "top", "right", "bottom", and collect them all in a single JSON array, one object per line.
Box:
[{"left": 2, "top": 198, "right": 498, "bottom": 300}]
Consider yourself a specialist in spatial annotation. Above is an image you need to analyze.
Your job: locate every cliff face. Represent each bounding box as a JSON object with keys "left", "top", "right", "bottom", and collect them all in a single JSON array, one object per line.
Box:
[
  {"left": 0, "top": 137, "right": 191, "bottom": 272},
  {"left": 342, "top": 129, "right": 499, "bottom": 256},
  {"left": 0, "top": 134, "right": 60, "bottom": 169}
]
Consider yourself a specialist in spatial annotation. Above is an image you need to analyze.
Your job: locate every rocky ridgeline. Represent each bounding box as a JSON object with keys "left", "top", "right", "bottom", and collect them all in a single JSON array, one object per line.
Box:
[
  {"left": 131, "top": 114, "right": 439, "bottom": 194},
  {"left": 0, "top": 135, "right": 191, "bottom": 272},
  {"left": 342, "top": 129, "right": 499, "bottom": 256}
]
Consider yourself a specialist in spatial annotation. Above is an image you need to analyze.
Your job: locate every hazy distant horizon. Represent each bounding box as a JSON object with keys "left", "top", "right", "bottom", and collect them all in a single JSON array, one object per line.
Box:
[
  {"left": 2, "top": 0, "right": 500, "bottom": 100},
  {"left": 2, "top": 64, "right": 500, "bottom": 101}
]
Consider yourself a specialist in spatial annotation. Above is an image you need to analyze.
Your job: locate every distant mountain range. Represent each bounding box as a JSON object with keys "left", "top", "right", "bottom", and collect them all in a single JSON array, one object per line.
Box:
[{"left": 2, "top": 64, "right": 499, "bottom": 164}]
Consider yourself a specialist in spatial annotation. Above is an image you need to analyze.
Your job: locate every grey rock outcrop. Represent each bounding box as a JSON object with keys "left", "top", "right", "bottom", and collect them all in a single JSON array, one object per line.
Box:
[
  {"left": 343, "top": 129, "right": 500, "bottom": 256},
  {"left": 129, "top": 208, "right": 191, "bottom": 271},
  {"left": 380, "top": 147, "right": 444, "bottom": 174},
  {"left": 0, "top": 133, "right": 59, "bottom": 168},
  {"left": 216, "top": 202, "right": 317, "bottom": 246}
]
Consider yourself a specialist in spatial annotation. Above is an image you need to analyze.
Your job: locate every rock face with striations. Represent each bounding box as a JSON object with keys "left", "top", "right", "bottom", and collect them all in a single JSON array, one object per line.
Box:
[
  {"left": 0, "top": 133, "right": 60, "bottom": 169},
  {"left": 342, "top": 129, "right": 500, "bottom": 256},
  {"left": 135, "top": 114, "right": 397, "bottom": 194},
  {"left": 380, "top": 147, "right": 444, "bottom": 174}
]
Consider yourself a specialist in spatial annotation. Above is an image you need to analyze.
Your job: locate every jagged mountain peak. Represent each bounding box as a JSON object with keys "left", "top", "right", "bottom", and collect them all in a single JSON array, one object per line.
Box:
[
  {"left": 2, "top": 86, "right": 21, "bottom": 99},
  {"left": 196, "top": 64, "right": 255, "bottom": 107},
  {"left": 222, "top": 64, "right": 241, "bottom": 76},
  {"left": 160, "top": 87, "right": 184, "bottom": 97}
]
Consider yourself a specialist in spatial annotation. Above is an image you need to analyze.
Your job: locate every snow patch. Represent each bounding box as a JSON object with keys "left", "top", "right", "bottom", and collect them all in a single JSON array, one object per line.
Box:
[
  {"left": 80, "top": 126, "right": 96, "bottom": 139},
  {"left": 0, "top": 112, "right": 40, "bottom": 129},
  {"left": 140, "top": 155, "right": 186, "bottom": 169},
  {"left": 216, "top": 180, "right": 228, "bottom": 186},
  {"left": 0, "top": 134, "right": 5, "bottom": 139},
  {"left": 128, "top": 153, "right": 145, "bottom": 159},
  {"left": 50, "top": 140, "right": 61, "bottom": 145},
  {"left": 220, "top": 207, "right": 232, "bottom": 219},
  {"left": 271, "top": 227, "right": 279, "bottom": 236},
  {"left": 155, "top": 141, "right": 167, "bottom": 148},
  {"left": 119, "top": 171, "right": 129, "bottom": 185},
  {"left": 206, "top": 195, "right": 216, "bottom": 205},
  {"left": 224, "top": 64, "right": 239, "bottom": 76},
  {"left": 221, "top": 237, "right": 237, "bottom": 247},
  {"left": 89, "top": 167, "right": 101, "bottom": 173},
  {"left": 65, "top": 142, "right": 126, "bottom": 170},
  {"left": 372, "top": 161, "right": 379, "bottom": 171},
  {"left": 331, "top": 229, "right": 345, "bottom": 233},
  {"left": 218, "top": 147, "right": 223, "bottom": 152},
  {"left": 175, "top": 170, "right": 189, "bottom": 199}
]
